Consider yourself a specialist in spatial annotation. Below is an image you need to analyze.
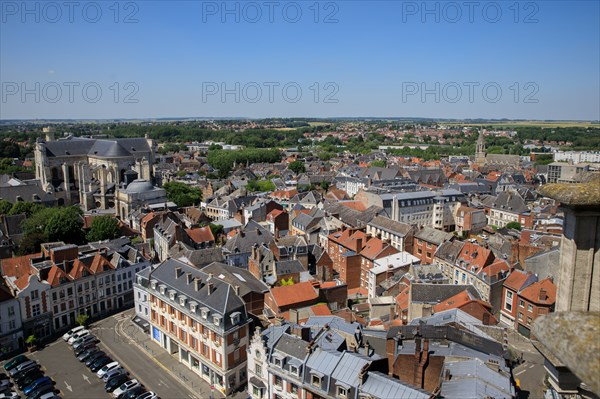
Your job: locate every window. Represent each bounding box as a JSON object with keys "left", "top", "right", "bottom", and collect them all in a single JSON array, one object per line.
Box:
[
  {"left": 52, "top": 292, "right": 57, "bottom": 301},
  {"left": 8, "top": 306, "right": 14, "bottom": 316},
  {"left": 290, "top": 384, "right": 298, "bottom": 395},
  {"left": 274, "top": 375, "right": 282, "bottom": 387},
  {"left": 274, "top": 358, "right": 281, "bottom": 367},
  {"left": 31, "top": 290, "right": 39, "bottom": 300},
  {"left": 252, "top": 386, "right": 260, "bottom": 396},
  {"left": 518, "top": 312, "right": 523, "bottom": 321},
  {"left": 528, "top": 304, "right": 533, "bottom": 313},
  {"left": 519, "top": 300, "right": 525, "bottom": 308},
  {"left": 527, "top": 316, "right": 532, "bottom": 325},
  {"left": 255, "top": 364, "right": 262, "bottom": 374},
  {"left": 504, "top": 291, "right": 513, "bottom": 312},
  {"left": 290, "top": 365, "right": 298, "bottom": 375},
  {"left": 9, "top": 320, "right": 15, "bottom": 329},
  {"left": 337, "top": 386, "right": 347, "bottom": 398},
  {"left": 311, "top": 375, "right": 321, "bottom": 387},
  {"left": 32, "top": 304, "right": 41, "bottom": 317}
]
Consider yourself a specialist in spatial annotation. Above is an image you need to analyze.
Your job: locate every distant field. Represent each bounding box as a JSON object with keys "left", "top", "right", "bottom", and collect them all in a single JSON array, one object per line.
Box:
[
  {"left": 308, "top": 121, "right": 332, "bottom": 127},
  {"left": 444, "top": 121, "right": 599, "bottom": 128},
  {"left": 273, "top": 127, "right": 297, "bottom": 131}
]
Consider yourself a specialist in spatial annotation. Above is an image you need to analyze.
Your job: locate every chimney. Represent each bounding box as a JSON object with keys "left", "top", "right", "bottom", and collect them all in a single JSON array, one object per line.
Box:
[
  {"left": 234, "top": 285, "right": 240, "bottom": 296},
  {"left": 175, "top": 267, "right": 182, "bottom": 278},
  {"left": 356, "top": 238, "right": 363, "bottom": 251},
  {"left": 194, "top": 277, "right": 201, "bottom": 292},
  {"left": 290, "top": 309, "right": 299, "bottom": 324},
  {"left": 207, "top": 281, "right": 213, "bottom": 294},
  {"left": 186, "top": 272, "right": 193, "bottom": 284},
  {"left": 414, "top": 338, "right": 422, "bottom": 362},
  {"left": 539, "top": 288, "right": 547, "bottom": 301},
  {"left": 364, "top": 341, "right": 371, "bottom": 357}
]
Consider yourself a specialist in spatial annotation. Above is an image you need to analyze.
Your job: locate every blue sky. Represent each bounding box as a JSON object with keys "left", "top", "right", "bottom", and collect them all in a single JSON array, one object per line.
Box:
[{"left": 1, "top": 0, "right": 599, "bottom": 120}]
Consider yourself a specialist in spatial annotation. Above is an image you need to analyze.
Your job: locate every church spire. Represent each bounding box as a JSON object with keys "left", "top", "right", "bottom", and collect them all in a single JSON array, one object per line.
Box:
[{"left": 475, "top": 129, "right": 487, "bottom": 165}]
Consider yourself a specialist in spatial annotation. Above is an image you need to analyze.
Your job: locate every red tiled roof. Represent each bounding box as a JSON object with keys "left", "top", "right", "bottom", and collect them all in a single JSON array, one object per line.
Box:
[
  {"left": 185, "top": 226, "right": 215, "bottom": 244},
  {"left": 267, "top": 209, "right": 284, "bottom": 221},
  {"left": 458, "top": 242, "right": 494, "bottom": 271},
  {"left": 348, "top": 287, "right": 368, "bottom": 297},
  {"left": 504, "top": 269, "right": 534, "bottom": 291},
  {"left": 519, "top": 278, "right": 556, "bottom": 305},
  {"left": 360, "top": 237, "right": 398, "bottom": 261},
  {"left": 46, "top": 265, "right": 70, "bottom": 287},
  {"left": 481, "top": 258, "right": 510, "bottom": 278},
  {"left": 320, "top": 281, "right": 338, "bottom": 289},
  {"left": 1, "top": 253, "right": 40, "bottom": 290},
  {"left": 310, "top": 303, "right": 332, "bottom": 317},
  {"left": 339, "top": 201, "right": 367, "bottom": 212},
  {"left": 88, "top": 253, "right": 114, "bottom": 274},
  {"left": 270, "top": 281, "right": 318, "bottom": 308}
]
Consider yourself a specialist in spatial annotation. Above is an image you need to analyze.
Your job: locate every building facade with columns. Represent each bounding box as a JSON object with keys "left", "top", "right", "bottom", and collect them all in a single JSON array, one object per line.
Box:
[{"left": 34, "top": 134, "right": 156, "bottom": 210}]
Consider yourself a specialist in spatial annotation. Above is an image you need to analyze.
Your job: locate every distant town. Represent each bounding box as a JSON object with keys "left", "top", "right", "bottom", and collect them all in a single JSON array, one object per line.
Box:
[{"left": 0, "top": 119, "right": 598, "bottom": 399}]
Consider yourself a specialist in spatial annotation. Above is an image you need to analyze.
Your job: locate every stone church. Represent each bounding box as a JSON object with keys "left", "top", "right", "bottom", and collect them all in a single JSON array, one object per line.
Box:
[
  {"left": 474, "top": 130, "right": 520, "bottom": 170},
  {"left": 34, "top": 130, "right": 157, "bottom": 211}
]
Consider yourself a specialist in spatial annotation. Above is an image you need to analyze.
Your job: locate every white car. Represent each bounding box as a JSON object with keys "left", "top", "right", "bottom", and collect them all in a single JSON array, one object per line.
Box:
[
  {"left": 112, "top": 379, "right": 139, "bottom": 398},
  {"left": 137, "top": 392, "right": 157, "bottom": 399},
  {"left": 97, "top": 361, "right": 120, "bottom": 378},
  {"left": 62, "top": 326, "right": 86, "bottom": 342},
  {"left": 0, "top": 391, "right": 19, "bottom": 399},
  {"left": 68, "top": 329, "right": 89, "bottom": 345}
]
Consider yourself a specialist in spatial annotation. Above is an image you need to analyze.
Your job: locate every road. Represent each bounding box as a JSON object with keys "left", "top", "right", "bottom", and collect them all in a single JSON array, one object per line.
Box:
[
  {"left": 91, "top": 312, "right": 207, "bottom": 399},
  {"left": 507, "top": 329, "right": 547, "bottom": 398}
]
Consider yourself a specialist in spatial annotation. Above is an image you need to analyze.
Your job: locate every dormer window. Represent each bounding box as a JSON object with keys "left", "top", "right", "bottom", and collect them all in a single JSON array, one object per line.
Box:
[
  {"left": 189, "top": 301, "right": 197, "bottom": 312},
  {"left": 159, "top": 285, "right": 166, "bottom": 295},
  {"left": 213, "top": 315, "right": 222, "bottom": 326},
  {"left": 230, "top": 311, "right": 241, "bottom": 325},
  {"left": 179, "top": 296, "right": 187, "bottom": 307},
  {"left": 168, "top": 290, "right": 176, "bottom": 301},
  {"left": 201, "top": 307, "right": 209, "bottom": 319},
  {"left": 311, "top": 372, "right": 323, "bottom": 388},
  {"left": 150, "top": 280, "right": 157, "bottom": 290}
]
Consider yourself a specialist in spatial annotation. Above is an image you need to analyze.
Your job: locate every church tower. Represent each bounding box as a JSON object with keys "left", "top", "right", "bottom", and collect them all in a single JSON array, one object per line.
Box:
[{"left": 475, "top": 130, "right": 487, "bottom": 165}]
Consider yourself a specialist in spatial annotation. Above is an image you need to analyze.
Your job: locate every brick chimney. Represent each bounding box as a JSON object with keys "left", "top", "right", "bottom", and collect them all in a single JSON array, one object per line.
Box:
[
  {"left": 414, "top": 339, "right": 430, "bottom": 389},
  {"left": 356, "top": 238, "right": 363, "bottom": 251}
]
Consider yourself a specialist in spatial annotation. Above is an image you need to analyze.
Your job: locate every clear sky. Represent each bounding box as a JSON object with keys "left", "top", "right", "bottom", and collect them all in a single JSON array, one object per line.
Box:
[{"left": 1, "top": 0, "right": 599, "bottom": 120}]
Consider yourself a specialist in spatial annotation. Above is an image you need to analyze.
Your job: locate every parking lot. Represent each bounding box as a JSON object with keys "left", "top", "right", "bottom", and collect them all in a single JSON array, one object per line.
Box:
[{"left": 27, "top": 339, "right": 109, "bottom": 399}]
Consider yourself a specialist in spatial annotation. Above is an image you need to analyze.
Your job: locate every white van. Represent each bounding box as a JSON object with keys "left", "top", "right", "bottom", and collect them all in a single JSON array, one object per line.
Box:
[{"left": 68, "top": 329, "right": 90, "bottom": 345}]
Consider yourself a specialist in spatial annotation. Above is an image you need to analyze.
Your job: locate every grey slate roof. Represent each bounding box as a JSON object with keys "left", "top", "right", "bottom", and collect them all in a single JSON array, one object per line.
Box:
[
  {"left": 441, "top": 358, "right": 514, "bottom": 399},
  {"left": 273, "top": 333, "right": 308, "bottom": 361},
  {"left": 367, "top": 215, "right": 412, "bottom": 236},
  {"left": 148, "top": 258, "right": 247, "bottom": 332},
  {"left": 275, "top": 260, "right": 305, "bottom": 275},
  {"left": 360, "top": 371, "right": 430, "bottom": 399},
  {"left": 410, "top": 283, "right": 482, "bottom": 303},
  {"left": 44, "top": 137, "right": 151, "bottom": 158},
  {"left": 331, "top": 351, "right": 382, "bottom": 388},
  {"left": 414, "top": 226, "right": 452, "bottom": 245},
  {"left": 200, "top": 262, "right": 269, "bottom": 296}
]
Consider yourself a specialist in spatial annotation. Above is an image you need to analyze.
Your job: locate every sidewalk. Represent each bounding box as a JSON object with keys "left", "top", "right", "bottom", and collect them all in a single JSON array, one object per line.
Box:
[{"left": 119, "top": 310, "right": 248, "bottom": 399}]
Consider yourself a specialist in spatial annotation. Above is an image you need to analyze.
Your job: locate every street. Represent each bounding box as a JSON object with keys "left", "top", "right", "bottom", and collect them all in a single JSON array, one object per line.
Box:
[{"left": 506, "top": 329, "right": 547, "bottom": 399}]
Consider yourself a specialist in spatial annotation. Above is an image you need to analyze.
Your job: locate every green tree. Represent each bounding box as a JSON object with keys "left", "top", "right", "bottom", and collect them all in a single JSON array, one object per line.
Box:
[
  {"left": 25, "top": 334, "right": 36, "bottom": 350},
  {"left": 163, "top": 182, "right": 202, "bottom": 207},
  {"left": 76, "top": 313, "right": 90, "bottom": 326},
  {"left": 30, "top": 206, "right": 85, "bottom": 244},
  {"left": 247, "top": 180, "right": 276, "bottom": 192},
  {"left": 0, "top": 200, "right": 12, "bottom": 215},
  {"left": 8, "top": 201, "right": 44, "bottom": 217},
  {"left": 370, "top": 160, "right": 386, "bottom": 167},
  {"left": 288, "top": 160, "right": 306, "bottom": 175},
  {"left": 280, "top": 277, "right": 295, "bottom": 286},
  {"left": 16, "top": 232, "right": 45, "bottom": 255},
  {"left": 86, "top": 215, "right": 120, "bottom": 242},
  {"left": 506, "top": 222, "right": 522, "bottom": 231}
]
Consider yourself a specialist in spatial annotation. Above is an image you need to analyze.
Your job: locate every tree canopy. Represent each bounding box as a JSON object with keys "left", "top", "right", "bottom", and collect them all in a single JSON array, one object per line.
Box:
[
  {"left": 164, "top": 182, "right": 202, "bottom": 207},
  {"left": 86, "top": 215, "right": 121, "bottom": 242},
  {"left": 288, "top": 160, "right": 306, "bottom": 174}
]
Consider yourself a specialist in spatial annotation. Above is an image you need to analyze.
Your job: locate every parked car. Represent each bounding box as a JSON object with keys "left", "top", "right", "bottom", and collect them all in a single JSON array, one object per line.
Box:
[
  {"left": 0, "top": 391, "right": 19, "bottom": 399},
  {"left": 23, "top": 377, "right": 53, "bottom": 396},
  {"left": 72, "top": 335, "right": 97, "bottom": 351},
  {"left": 13, "top": 369, "right": 42, "bottom": 385},
  {"left": 0, "top": 379, "right": 9, "bottom": 390},
  {"left": 24, "top": 384, "right": 54, "bottom": 399},
  {"left": 90, "top": 357, "right": 112, "bottom": 373},
  {"left": 120, "top": 386, "right": 144, "bottom": 399},
  {"left": 74, "top": 341, "right": 97, "bottom": 357},
  {"left": 9, "top": 361, "right": 37, "bottom": 377},
  {"left": 137, "top": 392, "right": 157, "bottom": 399},
  {"left": 97, "top": 362, "right": 120, "bottom": 378},
  {"left": 77, "top": 348, "right": 100, "bottom": 362},
  {"left": 67, "top": 330, "right": 89, "bottom": 345},
  {"left": 84, "top": 352, "right": 106, "bottom": 367},
  {"left": 62, "top": 326, "right": 85, "bottom": 342},
  {"left": 105, "top": 374, "right": 129, "bottom": 393},
  {"left": 17, "top": 372, "right": 45, "bottom": 389},
  {"left": 102, "top": 368, "right": 125, "bottom": 383},
  {"left": 112, "top": 379, "right": 139, "bottom": 398},
  {"left": 3, "top": 356, "right": 28, "bottom": 372},
  {"left": 38, "top": 393, "right": 60, "bottom": 399}
]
